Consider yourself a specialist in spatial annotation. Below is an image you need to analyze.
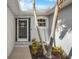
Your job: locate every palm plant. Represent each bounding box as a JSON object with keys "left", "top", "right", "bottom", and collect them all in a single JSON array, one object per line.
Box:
[{"left": 31, "top": 0, "right": 64, "bottom": 58}]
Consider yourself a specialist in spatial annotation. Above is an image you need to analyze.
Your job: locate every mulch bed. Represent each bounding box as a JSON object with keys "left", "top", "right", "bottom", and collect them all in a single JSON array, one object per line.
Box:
[{"left": 29, "top": 46, "right": 70, "bottom": 59}]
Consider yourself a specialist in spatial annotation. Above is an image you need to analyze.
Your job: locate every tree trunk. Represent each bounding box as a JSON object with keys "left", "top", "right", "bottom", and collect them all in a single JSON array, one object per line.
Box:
[
  {"left": 46, "top": 0, "right": 64, "bottom": 58},
  {"left": 46, "top": 5, "right": 59, "bottom": 58},
  {"left": 32, "top": 0, "right": 47, "bottom": 55}
]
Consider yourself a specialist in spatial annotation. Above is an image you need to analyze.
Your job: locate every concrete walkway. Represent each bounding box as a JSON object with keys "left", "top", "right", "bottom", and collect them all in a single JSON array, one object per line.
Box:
[{"left": 8, "top": 47, "right": 32, "bottom": 59}]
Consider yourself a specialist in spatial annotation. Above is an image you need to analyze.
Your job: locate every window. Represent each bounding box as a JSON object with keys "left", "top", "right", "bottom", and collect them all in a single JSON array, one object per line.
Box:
[
  {"left": 19, "top": 20, "right": 27, "bottom": 38},
  {"left": 37, "top": 17, "right": 48, "bottom": 28},
  {"left": 38, "top": 19, "right": 46, "bottom": 27}
]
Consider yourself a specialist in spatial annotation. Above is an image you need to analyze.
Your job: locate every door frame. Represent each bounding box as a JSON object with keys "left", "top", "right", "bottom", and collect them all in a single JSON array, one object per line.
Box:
[{"left": 16, "top": 18, "right": 31, "bottom": 42}]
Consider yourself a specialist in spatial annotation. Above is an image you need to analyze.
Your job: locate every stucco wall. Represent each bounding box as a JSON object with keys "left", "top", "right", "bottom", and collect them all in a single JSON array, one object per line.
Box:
[
  {"left": 16, "top": 16, "right": 49, "bottom": 42},
  {"left": 7, "top": 7, "right": 15, "bottom": 57}
]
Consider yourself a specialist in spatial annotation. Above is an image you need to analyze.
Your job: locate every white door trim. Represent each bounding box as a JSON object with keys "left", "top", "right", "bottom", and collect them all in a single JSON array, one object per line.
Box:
[{"left": 17, "top": 18, "right": 29, "bottom": 42}]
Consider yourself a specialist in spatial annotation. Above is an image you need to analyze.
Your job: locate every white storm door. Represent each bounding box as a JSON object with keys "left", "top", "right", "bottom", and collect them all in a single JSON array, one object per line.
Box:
[{"left": 17, "top": 18, "right": 28, "bottom": 41}]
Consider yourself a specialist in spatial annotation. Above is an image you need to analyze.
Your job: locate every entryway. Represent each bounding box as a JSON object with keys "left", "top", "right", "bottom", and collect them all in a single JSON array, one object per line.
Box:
[
  {"left": 15, "top": 18, "right": 31, "bottom": 47},
  {"left": 16, "top": 18, "right": 31, "bottom": 42}
]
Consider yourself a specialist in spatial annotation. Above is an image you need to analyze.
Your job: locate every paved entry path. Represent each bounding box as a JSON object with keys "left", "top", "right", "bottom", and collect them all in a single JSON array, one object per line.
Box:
[{"left": 8, "top": 47, "right": 32, "bottom": 59}]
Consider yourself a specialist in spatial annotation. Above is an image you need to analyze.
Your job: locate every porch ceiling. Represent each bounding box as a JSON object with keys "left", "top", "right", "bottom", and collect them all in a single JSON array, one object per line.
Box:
[{"left": 7, "top": 0, "right": 72, "bottom": 16}]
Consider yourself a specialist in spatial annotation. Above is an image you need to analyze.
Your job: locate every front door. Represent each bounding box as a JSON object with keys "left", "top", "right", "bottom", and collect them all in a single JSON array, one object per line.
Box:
[{"left": 17, "top": 18, "right": 29, "bottom": 41}]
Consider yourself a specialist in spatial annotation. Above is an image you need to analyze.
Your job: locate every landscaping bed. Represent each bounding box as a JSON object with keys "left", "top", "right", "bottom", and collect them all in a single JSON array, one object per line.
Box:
[{"left": 29, "top": 39, "right": 70, "bottom": 59}]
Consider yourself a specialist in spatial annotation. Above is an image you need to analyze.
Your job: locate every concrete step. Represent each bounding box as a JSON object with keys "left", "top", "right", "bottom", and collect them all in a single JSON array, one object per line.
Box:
[
  {"left": 15, "top": 41, "right": 32, "bottom": 47},
  {"left": 15, "top": 41, "right": 32, "bottom": 45}
]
